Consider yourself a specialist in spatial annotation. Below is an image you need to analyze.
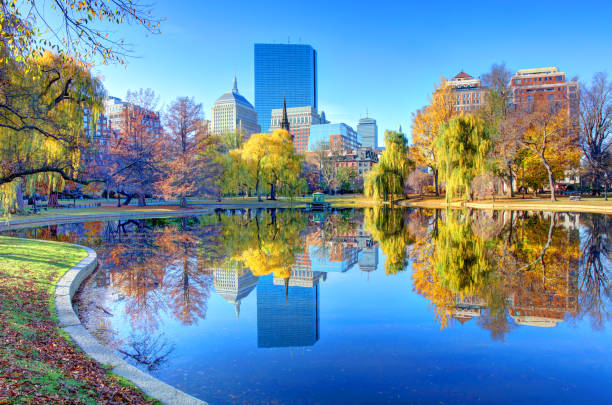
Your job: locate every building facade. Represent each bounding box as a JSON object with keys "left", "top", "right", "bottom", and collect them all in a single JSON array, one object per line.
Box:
[
  {"left": 89, "top": 96, "right": 162, "bottom": 146},
  {"left": 509, "top": 67, "right": 579, "bottom": 117},
  {"left": 254, "top": 43, "right": 318, "bottom": 133},
  {"left": 308, "top": 123, "right": 361, "bottom": 153},
  {"left": 446, "top": 71, "right": 487, "bottom": 113},
  {"left": 210, "top": 76, "right": 260, "bottom": 138},
  {"left": 269, "top": 106, "right": 325, "bottom": 153},
  {"left": 333, "top": 147, "right": 379, "bottom": 177},
  {"left": 357, "top": 117, "right": 378, "bottom": 150}
]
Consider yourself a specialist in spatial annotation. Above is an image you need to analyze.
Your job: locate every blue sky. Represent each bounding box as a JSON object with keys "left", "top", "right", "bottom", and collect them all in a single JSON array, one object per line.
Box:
[{"left": 95, "top": 0, "right": 612, "bottom": 146}]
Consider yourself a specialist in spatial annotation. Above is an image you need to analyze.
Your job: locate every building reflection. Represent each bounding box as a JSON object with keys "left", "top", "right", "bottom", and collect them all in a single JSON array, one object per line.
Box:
[
  {"left": 212, "top": 265, "right": 258, "bottom": 317},
  {"left": 257, "top": 274, "right": 320, "bottom": 348}
]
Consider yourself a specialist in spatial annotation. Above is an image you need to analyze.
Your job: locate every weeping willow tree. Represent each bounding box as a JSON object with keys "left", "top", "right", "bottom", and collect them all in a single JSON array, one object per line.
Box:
[
  {"left": 0, "top": 49, "right": 105, "bottom": 212},
  {"left": 435, "top": 115, "right": 491, "bottom": 202},
  {"left": 364, "top": 130, "right": 414, "bottom": 202},
  {"left": 363, "top": 206, "right": 414, "bottom": 274},
  {"left": 433, "top": 209, "right": 493, "bottom": 296}
]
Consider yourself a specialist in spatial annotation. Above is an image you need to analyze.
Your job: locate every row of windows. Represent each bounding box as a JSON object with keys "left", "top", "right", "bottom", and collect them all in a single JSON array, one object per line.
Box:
[{"left": 514, "top": 75, "right": 564, "bottom": 85}]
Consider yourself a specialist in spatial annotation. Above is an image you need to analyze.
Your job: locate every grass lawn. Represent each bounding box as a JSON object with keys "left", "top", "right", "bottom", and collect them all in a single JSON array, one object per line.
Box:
[{"left": 0, "top": 236, "right": 157, "bottom": 404}]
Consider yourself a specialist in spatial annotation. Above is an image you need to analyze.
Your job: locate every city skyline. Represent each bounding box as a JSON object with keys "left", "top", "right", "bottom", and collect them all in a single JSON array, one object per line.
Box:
[{"left": 91, "top": 0, "right": 612, "bottom": 146}]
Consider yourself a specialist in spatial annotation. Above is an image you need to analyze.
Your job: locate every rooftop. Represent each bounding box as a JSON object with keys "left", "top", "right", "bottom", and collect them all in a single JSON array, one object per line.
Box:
[{"left": 214, "top": 76, "right": 255, "bottom": 109}]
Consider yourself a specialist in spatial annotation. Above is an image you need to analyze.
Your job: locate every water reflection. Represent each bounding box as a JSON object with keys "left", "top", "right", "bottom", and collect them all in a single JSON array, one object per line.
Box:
[{"left": 3, "top": 208, "right": 612, "bottom": 403}]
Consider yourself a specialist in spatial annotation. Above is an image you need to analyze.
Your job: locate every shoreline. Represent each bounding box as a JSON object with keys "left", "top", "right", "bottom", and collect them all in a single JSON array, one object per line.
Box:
[
  {"left": 399, "top": 197, "right": 612, "bottom": 215},
  {"left": 2, "top": 195, "right": 612, "bottom": 233}
]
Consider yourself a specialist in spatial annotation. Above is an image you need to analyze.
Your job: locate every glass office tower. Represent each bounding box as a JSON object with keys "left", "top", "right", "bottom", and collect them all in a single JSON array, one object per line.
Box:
[
  {"left": 254, "top": 43, "right": 318, "bottom": 133},
  {"left": 357, "top": 117, "right": 378, "bottom": 150}
]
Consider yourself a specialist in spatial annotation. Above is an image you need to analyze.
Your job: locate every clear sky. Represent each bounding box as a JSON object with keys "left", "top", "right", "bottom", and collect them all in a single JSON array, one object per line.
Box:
[{"left": 94, "top": 0, "right": 612, "bottom": 146}]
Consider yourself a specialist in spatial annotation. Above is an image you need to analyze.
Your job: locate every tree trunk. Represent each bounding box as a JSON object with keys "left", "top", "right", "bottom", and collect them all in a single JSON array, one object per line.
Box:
[
  {"left": 48, "top": 191, "right": 59, "bottom": 207},
  {"left": 269, "top": 183, "right": 277, "bottom": 200},
  {"left": 179, "top": 196, "right": 187, "bottom": 208},
  {"left": 542, "top": 158, "right": 556, "bottom": 201},
  {"left": 15, "top": 183, "right": 25, "bottom": 212},
  {"left": 507, "top": 163, "right": 514, "bottom": 197},
  {"left": 591, "top": 172, "right": 598, "bottom": 196},
  {"left": 256, "top": 177, "right": 261, "bottom": 202},
  {"left": 433, "top": 168, "right": 439, "bottom": 196},
  {"left": 137, "top": 193, "right": 146, "bottom": 207}
]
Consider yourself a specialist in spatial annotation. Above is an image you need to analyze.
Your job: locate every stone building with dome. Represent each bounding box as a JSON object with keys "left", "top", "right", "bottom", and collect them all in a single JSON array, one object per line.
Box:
[{"left": 210, "top": 76, "right": 260, "bottom": 138}]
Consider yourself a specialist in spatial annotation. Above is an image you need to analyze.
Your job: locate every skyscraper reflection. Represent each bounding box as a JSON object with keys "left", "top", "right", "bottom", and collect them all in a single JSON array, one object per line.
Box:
[{"left": 256, "top": 274, "right": 320, "bottom": 348}]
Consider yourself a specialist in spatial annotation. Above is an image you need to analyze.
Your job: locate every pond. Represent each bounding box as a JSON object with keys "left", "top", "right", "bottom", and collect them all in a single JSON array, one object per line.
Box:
[{"left": 3, "top": 208, "right": 612, "bottom": 404}]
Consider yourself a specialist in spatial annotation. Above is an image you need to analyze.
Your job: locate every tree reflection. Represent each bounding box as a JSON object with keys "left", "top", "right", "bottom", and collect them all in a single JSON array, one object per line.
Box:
[
  {"left": 364, "top": 207, "right": 414, "bottom": 274},
  {"left": 575, "top": 214, "right": 612, "bottom": 329},
  {"left": 408, "top": 209, "right": 592, "bottom": 339},
  {"left": 222, "top": 209, "right": 307, "bottom": 281},
  {"left": 100, "top": 218, "right": 215, "bottom": 331}
]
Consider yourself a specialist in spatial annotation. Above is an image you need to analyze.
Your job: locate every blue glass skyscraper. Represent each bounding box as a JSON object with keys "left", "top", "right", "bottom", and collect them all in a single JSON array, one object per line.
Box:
[{"left": 254, "top": 43, "right": 318, "bottom": 133}]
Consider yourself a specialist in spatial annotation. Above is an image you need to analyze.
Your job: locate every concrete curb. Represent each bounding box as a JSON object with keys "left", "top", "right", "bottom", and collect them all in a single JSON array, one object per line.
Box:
[
  {"left": 54, "top": 244, "right": 206, "bottom": 405},
  {"left": 1, "top": 208, "right": 215, "bottom": 231}
]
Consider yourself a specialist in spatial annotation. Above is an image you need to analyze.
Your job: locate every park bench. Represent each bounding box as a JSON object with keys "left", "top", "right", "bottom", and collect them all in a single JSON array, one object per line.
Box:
[{"left": 569, "top": 195, "right": 581, "bottom": 201}]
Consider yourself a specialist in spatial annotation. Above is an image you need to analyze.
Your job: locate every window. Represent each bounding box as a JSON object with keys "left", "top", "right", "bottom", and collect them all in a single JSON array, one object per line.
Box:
[
  {"left": 556, "top": 76, "right": 563, "bottom": 81},
  {"left": 548, "top": 94, "right": 554, "bottom": 99}
]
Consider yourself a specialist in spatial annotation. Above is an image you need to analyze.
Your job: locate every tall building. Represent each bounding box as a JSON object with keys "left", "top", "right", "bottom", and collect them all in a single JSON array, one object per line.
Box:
[
  {"left": 254, "top": 43, "right": 318, "bottom": 132},
  {"left": 357, "top": 117, "right": 378, "bottom": 150},
  {"left": 509, "top": 67, "right": 579, "bottom": 117},
  {"left": 445, "top": 71, "right": 487, "bottom": 113},
  {"left": 90, "top": 96, "right": 162, "bottom": 145},
  {"left": 269, "top": 106, "right": 325, "bottom": 153},
  {"left": 308, "top": 123, "right": 361, "bottom": 153},
  {"left": 256, "top": 274, "right": 320, "bottom": 348},
  {"left": 210, "top": 76, "right": 260, "bottom": 138}
]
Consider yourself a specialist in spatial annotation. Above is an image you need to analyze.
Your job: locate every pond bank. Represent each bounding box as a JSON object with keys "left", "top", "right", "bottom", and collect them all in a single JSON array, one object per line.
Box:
[
  {"left": 400, "top": 197, "right": 612, "bottom": 214},
  {"left": 0, "top": 236, "right": 161, "bottom": 404},
  {"left": 1, "top": 197, "right": 379, "bottom": 231}
]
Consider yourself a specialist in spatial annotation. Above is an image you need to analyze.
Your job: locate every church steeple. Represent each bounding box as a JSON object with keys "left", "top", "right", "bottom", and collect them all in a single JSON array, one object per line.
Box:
[
  {"left": 280, "top": 97, "right": 290, "bottom": 132},
  {"left": 232, "top": 75, "right": 238, "bottom": 94}
]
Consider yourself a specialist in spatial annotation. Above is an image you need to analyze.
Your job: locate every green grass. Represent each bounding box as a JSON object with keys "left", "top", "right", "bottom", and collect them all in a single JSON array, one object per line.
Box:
[{"left": 0, "top": 236, "right": 156, "bottom": 403}]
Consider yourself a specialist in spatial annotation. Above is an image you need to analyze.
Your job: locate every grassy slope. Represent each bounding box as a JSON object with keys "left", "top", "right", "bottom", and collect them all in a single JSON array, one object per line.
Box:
[{"left": 0, "top": 236, "right": 157, "bottom": 404}]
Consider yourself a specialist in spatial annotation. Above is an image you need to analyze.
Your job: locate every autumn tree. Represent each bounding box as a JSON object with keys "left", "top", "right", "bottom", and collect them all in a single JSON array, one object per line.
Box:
[
  {"left": 0, "top": 51, "right": 105, "bottom": 210},
  {"left": 579, "top": 72, "right": 612, "bottom": 193},
  {"left": 405, "top": 170, "right": 432, "bottom": 197},
  {"left": 479, "top": 63, "right": 519, "bottom": 196},
  {"left": 410, "top": 78, "right": 455, "bottom": 195},
  {"left": 106, "top": 89, "right": 163, "bottom": 206},
  {"left": 365, "top": 130, "right": 414, "bottom": 202},
  {"left": 232, "top": 130, "right": 303, "bottom": 201},
  {"left": 311, "top": 140, "right": 338, "bottom": 193},
  {"left": 0, "top": 1, "right": 161, "bottom": 208},
  {"left": 0, "top": 0, "right": 161, "bottom": 65},
  {"left": 511, "top": 100, "right": 580, "bottom": 201},
  {"left": 261, "top": 130, "right": 303, "bottom": 200},
  {"left": 435, "top": 115, "right": 491, "bottom": 202},
  {"left": 156, "top": 97, "right": 221, "bottom": 207}
]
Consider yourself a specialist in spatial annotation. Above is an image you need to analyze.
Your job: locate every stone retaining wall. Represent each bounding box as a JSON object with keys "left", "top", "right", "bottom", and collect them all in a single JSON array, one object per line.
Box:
[{"left": 54, "top": 244, "right": 207, "bottom": 405}]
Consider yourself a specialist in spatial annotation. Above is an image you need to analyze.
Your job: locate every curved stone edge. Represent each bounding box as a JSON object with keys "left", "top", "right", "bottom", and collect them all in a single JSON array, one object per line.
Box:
[
  {"left": 54, "top": 243, "right": 206, "bottom": 405},
  {"left": 1, "top": 208, "right": 215, "bottom": 232}
]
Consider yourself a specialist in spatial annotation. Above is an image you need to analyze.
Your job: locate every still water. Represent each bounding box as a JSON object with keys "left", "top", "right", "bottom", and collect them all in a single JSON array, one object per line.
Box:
[{"left": 3, "top": 208, "right": 612, "bottom": 404}]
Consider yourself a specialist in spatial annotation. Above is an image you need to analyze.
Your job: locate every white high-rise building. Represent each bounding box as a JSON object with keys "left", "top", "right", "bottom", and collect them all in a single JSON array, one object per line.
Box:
[{"left": 210, "top": 76, "right": 260, "bottom": 138}]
